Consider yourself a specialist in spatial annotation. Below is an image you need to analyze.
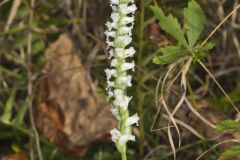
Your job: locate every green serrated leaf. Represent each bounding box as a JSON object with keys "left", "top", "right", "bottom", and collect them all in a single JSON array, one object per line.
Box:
[
  {"left": 219, "top": 145, "right": 240, "bottom": 160},
  {"left": 150, "top": 5, "right": 188, "bottom": 48},
  {"left": 0, "top": 89, "right": 16, "bottom": 124},
  {"left": 184, "top": 0, "right": 206, "bottom": 48},
  {"left": 153, "top": 45, "right": 190, "bottom": 65},
  {"left": 193, "top": 42, "right": 216, "bottom": 52},
  {"left": 216, "top": 120, "right": 240, "bottom": 133}
]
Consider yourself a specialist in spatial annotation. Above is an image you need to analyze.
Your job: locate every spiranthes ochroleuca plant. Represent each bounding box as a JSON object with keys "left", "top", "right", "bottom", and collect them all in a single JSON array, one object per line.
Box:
[{"left": 104, "top": 0, "right": 139, "bottom": 159}]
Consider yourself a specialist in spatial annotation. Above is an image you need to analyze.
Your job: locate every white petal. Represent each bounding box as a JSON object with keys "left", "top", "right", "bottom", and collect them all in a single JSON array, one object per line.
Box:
[
  {"left": 111, "top": 13, "right": 120, "bottom": 23},
  {"left": 125, "top": 47, "right": 136, "bottom": 57},
  {"left": 121, "top": 16, "right": 134, "bottom": 25},
  {"left": 110, "top": 107, "right": 120, "bottom": 119},
  {"left": 117, "top": 75, "right": 132, "bottom": 87},
  {"left": 114, "top": 88, "right": 124, "bottom": 95},
  {"left": 119, "top": 134, "right": 135, "bottom": 145},
  {"left": 115, "top": 35, "right": 132, "bottom": 47},
  {"left": 111, "top": 58, "right": 118, "bottom": 67},
  {"left": 106, "top": 21, "right": 117, "bottom": 31},
  {"left": 105, "top": 69, "right": 117, "bottom": 80},
  {"left": 107, "top": 90, "right": 114, "bottom": 99},
  {"left": 113, "top": 93, "right": 132, "bottom": 110},
  {"left": 110, "top": 128, "right": 121, "bottom": 142},
  {"left": 109, "top": 49, "right": 114, "bottom": 59},
  {"left": 119, "top": 4, "right": 137, "bottom": 14},
  {"left": 115, "top": 48, "right": 125, "bottom": 58},
  {"left": 121, "top": 61, "right": 135, "bottom": 71},
  {"left": 119, "top": 26, "right": 133, "bottom": 35},
  {"left": 104, "top": 31, "right": 116, "bottom": 38},
  {"left": 106, "top": 40, "right": 114, "bottom": 49},
  {"left": 126, "top": 113, "right": 140, "bottom": 126}
]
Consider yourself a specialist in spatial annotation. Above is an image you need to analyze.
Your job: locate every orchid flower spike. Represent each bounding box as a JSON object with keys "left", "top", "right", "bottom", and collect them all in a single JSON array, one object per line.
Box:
[{"left": 105, "top": 0, "right": 139, "bottom": 159}]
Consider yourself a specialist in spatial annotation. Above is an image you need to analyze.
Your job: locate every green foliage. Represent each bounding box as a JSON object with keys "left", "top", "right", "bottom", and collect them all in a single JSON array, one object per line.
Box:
[
  {"left": 151, "top": 0, "right": 214, "bottom": 65},
  {"left": 193, "top": 42, "right": 216, "bottom": 52},
  {"left": 150, "top": 5, "right": 188, "bottom": 47},
  {"left": 219, "top": 145, "right": 240, "bottom": 160},
  {"left": 12, "top": 99, "right": 28, "bottom": 126},
  {"left": 153, "top": 45, "right": 190, "bottom": 64},
  {"left": 211, "top": 88, "right": 240, "bottom": 112},
  {"left": 215, "top": 92, "right": 240, "bottom": 159},
  {"left": 216, "top": 120, "right": 240, "bottom": 133},
  {"left": 184, "top": 0, "right": 206, "bottom": 48},
  {"left": 0, "top": 89, "right": 16, "bottom": 124}
]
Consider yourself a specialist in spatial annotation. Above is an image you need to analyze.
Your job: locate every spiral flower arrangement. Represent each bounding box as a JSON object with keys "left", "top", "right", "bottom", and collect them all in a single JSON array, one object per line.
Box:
[{"left": 104, "top": 0, "right": 139, "bottom": 159}]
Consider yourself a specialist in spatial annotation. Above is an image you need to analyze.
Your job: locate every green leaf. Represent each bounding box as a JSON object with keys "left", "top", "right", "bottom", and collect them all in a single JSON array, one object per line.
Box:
[
  {"left": 216, "top": 120, "right": 240, "bottom": 133},
  {"left": 153, "top": 45, "right": 190, "bottom": 65},
  {"left": 193, "top": 42, "right": 216, "bottom": 52},
  {"left": 184, "top": 0, "right": 206, "bottom": 48},
  {"left": 219, "top": 145, "right": 240, "bottom": 160},
  {"left": 0, "top": 89, "right": 16, "bottom": 124},
  {"left": 32, "top": 39, "right": 45, "bottom": 55},
  {"left": 13, "top": 34, "right": 38, "bottom": 49},
  {"left": 12, "top": 99, "right": 28, "bottom": 126},
  {"left": 150, "top": 5, "right": 188, "bottom": 48}
]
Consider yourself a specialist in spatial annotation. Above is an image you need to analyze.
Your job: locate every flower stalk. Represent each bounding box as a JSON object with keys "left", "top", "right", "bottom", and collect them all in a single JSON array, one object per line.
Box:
[{"left": 105, "top": 0, "right": 139, "bottom": 159}]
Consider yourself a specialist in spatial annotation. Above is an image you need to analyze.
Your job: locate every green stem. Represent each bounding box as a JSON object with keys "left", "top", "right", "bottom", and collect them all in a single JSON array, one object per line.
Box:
[
  {"left": 121, "top": 146, "right": 127, "bottom": 160},
  {"left": 118, "top": 107, "right": 129, "bottom": 159},
  {"left": 137, "top": 0, "right": 145, "bottom": 156}
]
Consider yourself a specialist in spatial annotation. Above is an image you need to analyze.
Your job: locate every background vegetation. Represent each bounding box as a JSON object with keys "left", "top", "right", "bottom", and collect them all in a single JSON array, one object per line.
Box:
[{"left": 0, "top": 0, "right": 240, "bottom": 160}]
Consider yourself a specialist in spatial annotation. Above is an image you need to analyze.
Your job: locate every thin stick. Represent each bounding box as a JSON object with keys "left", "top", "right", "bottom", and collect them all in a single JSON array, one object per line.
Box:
[
  {"left": 200, "top": 4, "right": 240, "bottom": 47},
  {"left": 27, "top": 0, "right": 43, "bottom": 160},
  {"left": 197, "top": 59, "right": 240, "bottom": 113}
]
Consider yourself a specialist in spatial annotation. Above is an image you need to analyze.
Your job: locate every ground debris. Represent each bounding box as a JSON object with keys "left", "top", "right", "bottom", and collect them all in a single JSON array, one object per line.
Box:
[{"left": 35, "top": 34, "right": 116, "bottom": 156}]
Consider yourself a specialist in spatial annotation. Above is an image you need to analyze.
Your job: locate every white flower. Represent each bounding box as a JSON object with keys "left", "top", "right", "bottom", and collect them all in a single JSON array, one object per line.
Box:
[
  {"left": 107, "top": 80, "right": 114, "bottom": 88},
  {"left": 110, "top": 128, "right": 121, "bottom": 142},
  {"left": 114, "top": 47, "right": 135, "bottom": 58},
  {"left": 106, "top": 40, "right": 114, "bottom": 49},
  {"left": 106, "top": 21, "right": 117, "bottom": 31},
  {"left": 107, "top": 89, "right": 114, "bottom": 99},
  {"left": 121, "top": 61, "right": 135, "bottom": 71},
  {"left": 111, "top": 58, "right": 118, "bottom": 67},
  {"left": 110, "top": 107, "right": 120, "bottom": 119},
  {"left": 109, "top": 49, "right": 114, "bottom": 59},
  {"left": 119, "top": 134, "right": 135, "bottom": 145},
  {"left": 119, "top": 4, "right": 137, "bottom": 14},
  {"left": 126, "top": 113, "right": 140, "bottom": 126},
  {"left": 105, "top": 69, "right": 117, "bottom": 80},
  {"left": 105, "top": 0, "right": 138, "bottom": 148},
  {"left": 115, "top": 35, "right": 132, "bottom": 47},
  {"left": 114, "top": 88, "right": 124, "bottom": 95},
  {"left": 117, "top": 75, "right": 132, "bottom": 87},
  {"left": 113, "top": 93, "right": 132, "bottom": 109},
  {"left": 121, "top": 16, "right": 134, "bottom": 25},
  {"left": 125, "top": 47, "right": 136, "bottom": 57},
  {"left": 119, "top": 26, "right": 133, "bottom": 35},
  {"left": 111, "top": 13, "right": 120, "bottom": 23},
  {"left": 104, "top": 31, "right": 116, "bottom": 38},
  {"left": 115, "top": 48, "right": 125, "bottom": 58}
]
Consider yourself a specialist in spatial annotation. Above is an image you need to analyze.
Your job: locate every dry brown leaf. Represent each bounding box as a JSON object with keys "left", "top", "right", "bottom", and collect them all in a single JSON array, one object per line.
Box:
[
  {"left": 35, "top": 34, "right": 116, "bottom": 156},
  {"left": 148, "top": 22, "right": 169, "bottom": 47}
]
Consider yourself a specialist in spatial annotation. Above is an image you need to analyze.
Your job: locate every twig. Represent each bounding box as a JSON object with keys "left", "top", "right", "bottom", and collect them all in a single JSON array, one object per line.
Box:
[
  {"left": 27, "top": 0, "right": 43, "bottom": 160},
  {"left": 4, "top": 0, "right": 22, "bottom": 32},
  {"left": 200, "top": 4, "right": 240, "bottom": 47},
  {"left": 0, "top": 0, "right": 9, "bottom": 7}
]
